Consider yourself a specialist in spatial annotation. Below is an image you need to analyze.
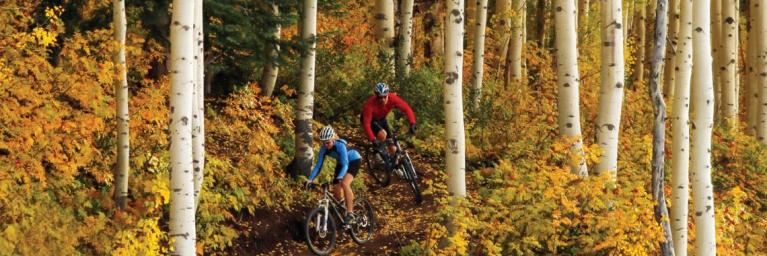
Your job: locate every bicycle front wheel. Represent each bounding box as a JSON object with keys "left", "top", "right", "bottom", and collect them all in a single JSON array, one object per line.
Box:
[
  {"left": 365, "top": 148, "right": 391, "bottom": 186},
  {"left": 350, "top": 198, "right": 376, "bottom": 244},
  {"left": 305, "top": 207, "right": 337, "bottom": 255},
  {"left": 402, "top": 156, "right": 422, "bottom": 204}
]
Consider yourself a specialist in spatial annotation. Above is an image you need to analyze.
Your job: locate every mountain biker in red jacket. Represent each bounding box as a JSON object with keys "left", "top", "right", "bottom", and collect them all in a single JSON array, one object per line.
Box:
[{"left": 361, "top": 83, "right": 416, "bottom": 158}]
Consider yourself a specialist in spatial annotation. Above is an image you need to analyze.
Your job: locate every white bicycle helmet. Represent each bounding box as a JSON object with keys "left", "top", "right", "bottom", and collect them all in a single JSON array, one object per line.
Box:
[
  {"left": 374, "top": 82, "right": 389, "bottom": 96},
  {"left": 318, "top": 126, "right": 335, "bottom": 141}
]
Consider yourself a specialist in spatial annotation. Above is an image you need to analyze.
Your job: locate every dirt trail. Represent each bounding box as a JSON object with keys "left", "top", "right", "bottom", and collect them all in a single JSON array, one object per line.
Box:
[{"left": 237, "top": 126, "right": 444, "bottom": 255}]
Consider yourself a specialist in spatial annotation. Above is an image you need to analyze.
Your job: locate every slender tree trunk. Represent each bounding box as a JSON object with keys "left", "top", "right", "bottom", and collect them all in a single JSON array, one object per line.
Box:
[
  {"left": 579, "top": 0, "right": 590, "bottom": 24},
  {"left": 192, "top": 0, "right": 205, "bottom": 209},
  {"left": 444, "top": 0, "right": 467, "bottom": 198},
  {"left": 554, "top": 0, "right": 588, "bottom": 177},
  {"left": 594, "top": 0, "right": 625, "bottom": 180},
  {"left": 466, "top": 0, "right": 477, "bottom": 43},
  {"left": 670, "top": 0, "right": 692, "bottom": 254},
  {"left": 634, "top": 5, "right": 647, "bottom": 86},
  {"left": 504, "top": 35, "right": 513, "bottom": 88},
  {"left": 663, "top": 0, "right": 680, "bottom": 100},
  {"left": 508, "top": 0, "right": 525, "bottom": 86},
  {"left": 260, "top": 2, "right": 280, "bottom": 97},
  {"left": 649, "top": 0, "right": 675, "bottom": 254},
  {"left": 374, "top": 0, "right": 396, "bottom": 69},
  {"left": 747, "top": 1, "right": 758, "bottom": 135},
  {"left": 691, "top": 0, "right": 718, "bottom": 253},
  {"left": 295, "top": 0, "right": 317, "bottom": 177},
  {"left": 624, "top": 0, "right": 632, "bottom": 39},
  {"left": 712, "top": 0, "right": 723, "bottom": 122},
  {"left": 397, "top": 0, "right": 415, "bottom": 78},
  {"left": 720, "top": 0, "right": 738, "bottom": 127},
  {"left": 537, "top": 0, "right": 549, "bottom": 46},
  {"left": 424, "top": 6, "right": 445, "bottom": 66},
  {"left": 757, "top": 1, "right": 767, "bottom": 143},
  {"left": 471, "top": 0, "right": 488, "bottom": 110},
  {"left": 169, "top": 0, "right": 197, "bottom": 253},
  {"left": 113, "top": 0, "right": 130, "bottom": 210},
  {"left": 496, "top": 0, "right": 512, "bottom": 77}
]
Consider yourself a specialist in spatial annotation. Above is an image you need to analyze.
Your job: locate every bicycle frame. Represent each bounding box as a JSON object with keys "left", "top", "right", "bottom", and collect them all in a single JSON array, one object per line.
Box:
[
  {"left": 315, "top": 183, "right": 346, "bottom": 233},
  {"left": 381, "top": 132, "right": 418, "bottom": 180}
]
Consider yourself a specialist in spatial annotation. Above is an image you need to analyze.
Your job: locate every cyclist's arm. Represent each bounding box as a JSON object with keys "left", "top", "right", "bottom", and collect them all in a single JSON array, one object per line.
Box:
[
  {"left": 335, "top": 142, "right": 349, "bottom": 180},
  {"left": 390, "top": 94, "right": 416, "bottom": 125},
  {"left": 362, "top": 102, "right": 377, "bottom": 141},
  {"left": 308, "top": 147, "right": 327, "bottom": 181}
]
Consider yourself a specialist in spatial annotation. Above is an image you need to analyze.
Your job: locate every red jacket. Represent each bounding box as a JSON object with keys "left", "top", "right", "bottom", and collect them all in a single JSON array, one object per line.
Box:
[{"left": 362, "top": 93, "right": 416, "bottom": 141}]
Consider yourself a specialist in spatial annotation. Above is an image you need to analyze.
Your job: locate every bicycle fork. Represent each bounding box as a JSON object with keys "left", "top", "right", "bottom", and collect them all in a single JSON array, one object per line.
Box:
[{"left": 316, "top": 199, "right": 330, "bottom": 236}]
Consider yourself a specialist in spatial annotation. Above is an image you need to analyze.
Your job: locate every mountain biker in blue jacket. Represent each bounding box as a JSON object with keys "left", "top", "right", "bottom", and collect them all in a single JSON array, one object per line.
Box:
[{"left": 305, "top": 126, "right": 362, "bottom": 225}]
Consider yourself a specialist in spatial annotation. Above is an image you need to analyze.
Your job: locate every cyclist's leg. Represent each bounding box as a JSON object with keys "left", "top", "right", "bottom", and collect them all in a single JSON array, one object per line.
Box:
[
  {"left": 371, "top": 119, "right": 391, "bottom": 163},
  {"left": 332, "top": 165, "right": 345, "bottom": 203},
  {"left": 372, "top": 118, "right": 388, "bottom": 142},
  {"left": 340, "top": 175, "right": 354, "bottom": 214},
  {"left": 379, "top": 118, "right": 398, "bottom": 159},
  {"left": 341, "top": 160, "right": 360, "bottom": 214}
]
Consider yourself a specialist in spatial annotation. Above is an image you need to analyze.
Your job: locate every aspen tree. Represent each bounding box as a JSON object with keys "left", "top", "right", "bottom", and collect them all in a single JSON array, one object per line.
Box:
[
  {"left": 471, "top": 0, "right": 489, "bottom": 110},
  {"left": 670, "top": 0, "right": 692, "bottom": 254},
  {"left": 720, "top": 0, "right": 738, "bottom": 127},
  {"left": 595, "top": 0, "right": 625, "bottom": 180},
  {"left": 112, "top": 0, "right": 130, "bottom": 209},
  {"left": 260, "top": 2, "right": 280, "bottom": 97},
  {"left": 169, "top": 0, "right": 197, "bottom": 253},
  {"left": 444, "top": 0, "right": 467, "bottom": 197},
  {"left": 691, "top": 0, "right": 718, "bottom": 253},
  {"left": 554, "top": 0, "right": 588, "bottom": 177},
  {"left": 294, "top": 0, "right": 318, "bottom": 176}
]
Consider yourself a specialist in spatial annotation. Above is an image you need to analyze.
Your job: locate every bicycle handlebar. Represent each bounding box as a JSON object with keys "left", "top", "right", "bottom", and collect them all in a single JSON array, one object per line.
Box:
[{"left": 305, "top": 182, "right": 332, "bottom": 191}]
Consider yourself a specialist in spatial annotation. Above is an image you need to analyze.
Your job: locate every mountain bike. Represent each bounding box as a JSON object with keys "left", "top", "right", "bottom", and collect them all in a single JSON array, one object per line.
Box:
[
  {"left": 364, "top": 131, "right": 423, "bottom": 204},
  {"left": 304, "top": 182, "right": 376, "bottom": 255}
]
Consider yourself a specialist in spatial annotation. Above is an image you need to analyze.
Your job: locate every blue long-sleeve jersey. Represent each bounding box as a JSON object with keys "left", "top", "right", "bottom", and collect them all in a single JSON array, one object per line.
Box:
[{"left": 308, "top": 139, "right": 361, "bottom": 181}]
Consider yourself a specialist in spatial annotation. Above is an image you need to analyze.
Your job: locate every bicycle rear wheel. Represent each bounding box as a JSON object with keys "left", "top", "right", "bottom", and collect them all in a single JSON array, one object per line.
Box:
[
  {"left": 350, "top": 198, "right": 376, "bottom": 244},
  {"left": 401, "top": 156, "right": 422, "bottom": 204},
  {"left": 305, "top": 207, "right": 337, "bottom": 255},
  {"left": 365, "top": 148, "right": 390, "bottom": 186}
]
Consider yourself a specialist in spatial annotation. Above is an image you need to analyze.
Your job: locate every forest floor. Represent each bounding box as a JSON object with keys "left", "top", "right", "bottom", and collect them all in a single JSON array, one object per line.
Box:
[{"left": 232, "top": 125, "right": 445, "bottom": 255}]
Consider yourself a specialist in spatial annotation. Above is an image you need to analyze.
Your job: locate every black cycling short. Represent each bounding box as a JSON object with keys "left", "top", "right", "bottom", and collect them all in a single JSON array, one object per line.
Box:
[
  {"left": 333, "top": 159, "right": 361, "bottom": 184},
  {"left": 360, "top": 113, "right": 392, "bottom": 140}
]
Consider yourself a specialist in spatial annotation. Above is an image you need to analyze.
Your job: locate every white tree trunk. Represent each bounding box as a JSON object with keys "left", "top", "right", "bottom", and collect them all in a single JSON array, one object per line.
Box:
[
  {"left": 444, "top": 0, "right": 467, "bottom": 197},
  {"left": 260, "top": 2, "right": 280, "bottom": 97},
  {"left": 747, "top": 1, "right": 758, "bottom": 135},
  {"left": 594, "top": 0, "right": 625, "bottom": 180},
  {"left": 192, "top": 0, "right": 205, "bottom": 209},
  {"left": 554, "top": 0, "right": 588, "bottom": 177},
  {"left": 720, "top": 0, "right": 738, "bottom": 127},
  {"left": 648, "top": 0, "right": 675, "bottom": 253},
  {"left": 496, "top": 0, "right": 511, "bottom": 73},
  {"left": 471, "top": 0, "right": 488, "bottom": 110},
  {"left": 670, "top": 0, "right": 692, "bottom": 254},
  {"left": 663, "top": 0, "right": 680, "bottom": 100},
  {"left": 169, "top": 0, "right": 197, "bottom": 253},
  {"left": 295, "top": 0, "right": 317, "bottom": 176},
  {"left": 397, "top": 0, "right": 415, "bottom": 77},
  {"left": 113, "top": 0, "right": 130, "bottom": 209},
  {"left": 374, "top": 0, "right": 395, "bottom": 69},
  {"left": 757, "top": 0, "right": 767, "bottom": 143},
  {"left": 691, "top": 0, "right": 717, "bottom": 254},
  {"left": 634, "top": 5, "right": 647, "bottom": 85},
  {"left": 711, "top": 0, "right": 722, "bottom": 122},
  {"left": 509, "top": 0, "right": 525, "bottom": 85}
]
